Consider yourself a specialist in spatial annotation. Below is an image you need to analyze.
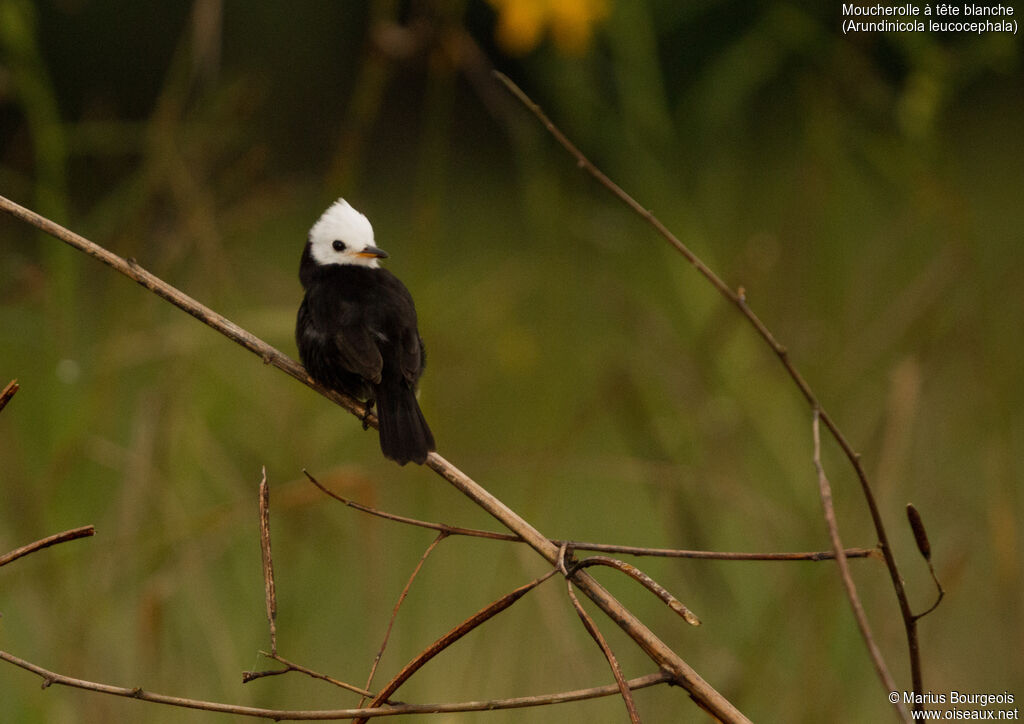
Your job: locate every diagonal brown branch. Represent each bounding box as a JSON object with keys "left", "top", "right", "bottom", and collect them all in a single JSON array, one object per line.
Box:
[
  {"left": 421, "top": 450, "right": 750, "bottom": 721},
  {"left": 566, "top": 582, "right": 641, "bottom": 722},
  {"left": 0, "top": 379, "right": 19, "bottom": 413},
  {"left": 0, "top": 192, "right": 751, "bottom": 723}
]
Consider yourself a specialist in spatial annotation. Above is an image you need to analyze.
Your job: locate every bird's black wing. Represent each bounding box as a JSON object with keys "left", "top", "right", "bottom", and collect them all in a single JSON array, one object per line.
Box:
[
  {"left": 377, "top": 271, "right": 423, "bottom": 387},
  {"left": 333, "top": 321, "right": 384, "bottom": 385},
  {"left": 397, "top": 327, "right": 424, "bottom": 387},
  {"left": 304, "top": 283, "right": 384, "bottom": 384}
]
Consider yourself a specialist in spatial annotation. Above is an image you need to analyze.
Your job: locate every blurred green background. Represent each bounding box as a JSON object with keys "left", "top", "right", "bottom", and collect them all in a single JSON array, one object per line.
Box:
[{"left": 1, "top": 1, "right": 1021, "bottom": 721}]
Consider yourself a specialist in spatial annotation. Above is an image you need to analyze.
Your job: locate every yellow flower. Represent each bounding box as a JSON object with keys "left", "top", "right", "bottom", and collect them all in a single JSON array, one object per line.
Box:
[{"left": 488, "top": 0, "right": 610, "bottom": 56}]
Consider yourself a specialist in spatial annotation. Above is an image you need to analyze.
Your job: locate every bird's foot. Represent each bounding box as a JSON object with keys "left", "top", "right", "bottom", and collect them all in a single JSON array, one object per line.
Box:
[{"left": 361, "top": 399, "right": 376, "bottom": 430}]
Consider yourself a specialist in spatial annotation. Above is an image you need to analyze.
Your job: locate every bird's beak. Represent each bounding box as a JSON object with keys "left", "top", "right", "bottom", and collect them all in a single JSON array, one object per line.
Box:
[{"left": 357, "top": 245, "right": 389, "bottom": 259}]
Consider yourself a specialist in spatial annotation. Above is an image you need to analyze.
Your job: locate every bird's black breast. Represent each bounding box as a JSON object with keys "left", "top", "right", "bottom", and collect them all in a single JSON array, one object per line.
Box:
[{"left": 296, "top": 263, "right": 426, "bottom": 399}]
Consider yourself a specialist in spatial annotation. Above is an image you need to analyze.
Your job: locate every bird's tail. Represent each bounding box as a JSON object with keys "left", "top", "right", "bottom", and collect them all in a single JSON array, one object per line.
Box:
[{"left": 375, "top": 383, "right": 435, "bottom": 465}]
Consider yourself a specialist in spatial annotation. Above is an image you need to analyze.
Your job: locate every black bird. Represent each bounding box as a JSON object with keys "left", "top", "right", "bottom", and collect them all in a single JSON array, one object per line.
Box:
[{"left": 296, "top": 199, "right": 435, "bottom": 465}]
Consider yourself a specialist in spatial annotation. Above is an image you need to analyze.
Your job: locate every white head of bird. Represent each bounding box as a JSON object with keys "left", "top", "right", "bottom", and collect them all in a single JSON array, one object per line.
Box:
[{"left": 307, "top": 199, "right": 389, "bottom": 269}]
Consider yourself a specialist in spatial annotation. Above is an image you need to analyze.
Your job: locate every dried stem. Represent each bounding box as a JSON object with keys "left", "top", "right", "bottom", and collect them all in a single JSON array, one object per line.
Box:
[
  {"left": 303, "top": 469, "right": 513, "bottom": 542},
  {"left": 0, "top": 379, "right": 18, "bottom": 413},
  {"left": 0, "top": 196, "right": 749, "bottom": 721},
  {"left": 562, "top": 553, "right": 641, "bottom": 723},
  {"left": 0, "top": 525, "right": 96, "bottom": 568},
  {"left": 565, "top": 542, "right": 877, "bottom": 561},
  {"left": 906, "top": 505, "right": 945, "bottom": 622},
  {"left": 814, "top": 411, "right": 910, "bottom": 723},
  {"left": 258, "top": 467, "right": 277, "bottom": 655},
  {"left": 1, "top": 648, "right": 669, "bottom": 719},
  {"left": 244, "top": 651, "right": 387, "bottom": 701},
  {"left": 912, "top": 567, "right": 944, "bottom": 622},
  {"left": 305, "top": 470, "right": 875, "bottom": 562},
  {"left": 572, "top": 555, "right": 701, "bottom": 627},
  {"left": 494, "top": 70, "right": 923, "bottom": 707},
  {"left": 361, "top": 531, "right": 449, "bottom": 705},
  {"left": 353, "top": 569, "right": 559, "bottom": 723}
]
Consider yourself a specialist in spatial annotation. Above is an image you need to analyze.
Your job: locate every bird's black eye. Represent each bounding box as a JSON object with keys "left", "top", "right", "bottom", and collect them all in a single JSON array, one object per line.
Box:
[{"left": 332, "top": 240, "right": 346, "bottom": 252}]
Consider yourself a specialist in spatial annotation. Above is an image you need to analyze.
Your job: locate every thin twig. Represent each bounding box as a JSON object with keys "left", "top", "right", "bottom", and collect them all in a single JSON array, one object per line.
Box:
[
  {"left": 572, "top": 556, "right": 700, "bottom": 626},
  {"left": 813, "top": 411, "right": 910, "bottom": 723},
  {"left": 559, "top": 545, "right": 641, "bottom": 724},
  {"left": 562, "top": 542, "right": 877, "bottom": 561},
  {"left": 0, "top": 192, "right": 751, "bottom": 724},
  {"left": 303, "top": 470, "right": 514, "bottom": 542},
  {"left": 566, "top": 585, "right": 641, "bottom": 723},
  {"left": 353, "top": 569, "right": 560, "bottom": 724},
  {"left": 0, "top": 526, "right": 96, "bottom": 568},
  {"left": 0, "top": 379, "right": 18, "bottom": 413},
  {"left": 239, "top": 665, "right": 291, "bottom": 683},
  {"left": 906, "top": 505, "right": 944, "bottom": 621},
  {"left": 361, "top": 531, "right": 449, "bottom": 706},
  {"left": 243, "top": 651, "right": 387, "bottom": 701},
  {"left": 1, "top": 648, "right": 669, "bottom": 719},
  {"left": 493, "top": 70, "right": 923, "bottom": 705},
  {"left": 258, "top": 466, "right": 277, "bottom": 655},
  {"left": 305, "top": 470, "right": 876, "bottom": 562},
  {"left": 912, "top": 569, "right": 945, "bottom": 622}
]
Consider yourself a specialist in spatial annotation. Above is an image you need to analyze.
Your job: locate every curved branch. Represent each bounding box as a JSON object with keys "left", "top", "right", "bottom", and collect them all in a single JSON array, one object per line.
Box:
[
  {"left": 571, "top": 555, "right": 701, "bottom": 627},
  {"left": 0, "top": 649, "right": 671, "bottom": 719},
  {"left": 0, "top": 526, "right": 96, "bottom": 568}
]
